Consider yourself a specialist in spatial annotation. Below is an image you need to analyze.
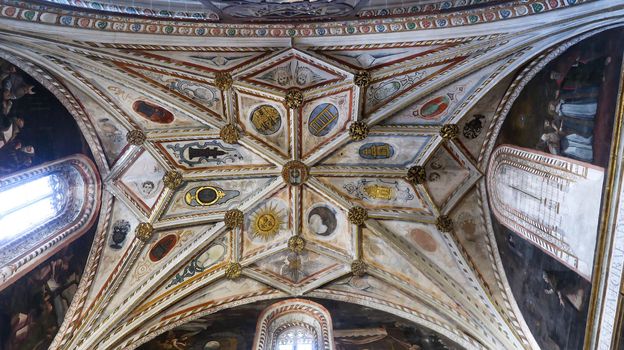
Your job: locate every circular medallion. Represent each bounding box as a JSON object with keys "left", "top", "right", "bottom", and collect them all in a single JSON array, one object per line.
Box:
[
  {"left": 308, "top": 103, "right": 339, "bottom": 137},
  {"left": 251, "top": 203, "right": 284, "bottom": 240},
  {"left": 250, "top": 105, "right": 281, "bottom": 135},
  {"left": 419, "top": 95, "right": 450, "bottom": 119},
  {"left": 281, "top": 160, "right": 309, "bottom": 186},
  {"left": 307, "top": 205, "right": 338, "bottom": 236}
]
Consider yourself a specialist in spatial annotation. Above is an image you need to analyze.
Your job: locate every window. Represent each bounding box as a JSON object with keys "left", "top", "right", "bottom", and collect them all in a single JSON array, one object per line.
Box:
[
  {"left": 253, "top": 299, "right": 335, "bottom": 350},
  {"left": 277, "top": 327, "right": 316, "bottom": 350},
  {"left": 0, "top": 155, "right": 100, "bottom": 289},
  {"left": 0, "top": 174, "right": 66, "bottom": 240}
]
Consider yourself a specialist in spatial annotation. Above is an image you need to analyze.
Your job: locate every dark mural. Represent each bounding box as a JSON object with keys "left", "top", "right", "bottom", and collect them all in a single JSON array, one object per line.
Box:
[
  {"left": 139, "top": 299, "right": 459, "bottom": 350},
  {"left": 492, "top": 28, "right": 624, "bottom": 350},
  {"left": 0, "top": 58, "right": 98, "bottom": 350},
  {"left": 0, "top": 227, "right": 96, "bottom": 350},
  {"left": 1, "top": 59, "right": 90, "bottom": 177},
  {"left": 497, "top": 29, "right": 623, "bottom": 168}
]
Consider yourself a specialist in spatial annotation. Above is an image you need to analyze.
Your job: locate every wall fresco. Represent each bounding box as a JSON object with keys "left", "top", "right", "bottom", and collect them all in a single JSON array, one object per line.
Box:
[
  {"left": 0, "top": 228, "right": 95, "bottom": 350},
  {"left": 0, "top": 59, "right": 88, "bottom": 177},
  {"left": 490, "top": 28, "right": 624, "bottom": 350}
]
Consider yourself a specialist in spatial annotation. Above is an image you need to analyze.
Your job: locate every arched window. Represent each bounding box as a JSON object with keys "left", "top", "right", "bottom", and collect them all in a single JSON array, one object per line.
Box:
[
  {"left": 0, "top": 173, "right": 67, "bottom": 239},
  {"left": 276, "top": 325, "right": 317, "bottom": 350},
  {"left": 0, "top": 155, "right": 100, "bottom": 290},
  {"left": 253, "top": 299, "right": 335, "bottom": 350},
  {"left": 487, "top": 145, "right": 603, "bottom": 279}
]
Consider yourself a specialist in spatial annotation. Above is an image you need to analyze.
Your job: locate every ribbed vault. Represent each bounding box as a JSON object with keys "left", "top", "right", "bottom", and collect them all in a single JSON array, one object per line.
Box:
[{"left": 0, "top": 1, "right": 623, "bottom": 349}]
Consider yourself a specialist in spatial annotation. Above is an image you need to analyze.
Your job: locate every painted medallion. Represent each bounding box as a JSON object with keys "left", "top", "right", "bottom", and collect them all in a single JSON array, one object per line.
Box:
[
  {"left": 307, "top": 205, "right": 338, "bottom": 236},
  {"left": 358, "top": 142, "right": 395, "bottom": 159},
  {"left": 250, "top": 105, "right": 281, "bottom": 135},
  {"left": 419, "top": 95, "right": 450, "bottom": 119},
  {"left": 250, "top": 203, "right": 286, "bottom": 240},
  {"left": 185, "top": 185, "right": 240, "bottom": 207},
  {"left": 132, "top": 100, "right": 174, "bottom": 124},
  {"left": 308, "top": 103, "right": 339, "bottom": 137},
  {"left": 149, "top": 234, "right": 178, "bottom": 262}
]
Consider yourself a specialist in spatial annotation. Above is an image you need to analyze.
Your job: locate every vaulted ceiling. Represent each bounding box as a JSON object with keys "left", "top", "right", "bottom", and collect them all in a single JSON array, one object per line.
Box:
[{"left": 0, "top": 0, "right": 623, "bottom": 349}]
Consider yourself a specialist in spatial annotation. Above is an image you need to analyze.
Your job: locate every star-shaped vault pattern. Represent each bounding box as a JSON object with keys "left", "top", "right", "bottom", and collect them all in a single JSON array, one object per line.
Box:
[{"left": 1, "top": 26, "right": 582, "bottom": 350}]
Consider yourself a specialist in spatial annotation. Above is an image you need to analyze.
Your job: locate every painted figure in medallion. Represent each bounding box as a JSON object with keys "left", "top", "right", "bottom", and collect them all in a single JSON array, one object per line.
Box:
[
  {"left": 307, "top": 205, "right": 338, "bottom": 236},
  {"left": 250, "top": 203, "right": 286, "bottom": 240}
]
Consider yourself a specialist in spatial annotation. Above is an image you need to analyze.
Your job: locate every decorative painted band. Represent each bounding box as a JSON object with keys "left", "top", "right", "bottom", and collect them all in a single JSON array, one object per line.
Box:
[{"left": 0, "top": 0, "right": 587, "bottom": 38}]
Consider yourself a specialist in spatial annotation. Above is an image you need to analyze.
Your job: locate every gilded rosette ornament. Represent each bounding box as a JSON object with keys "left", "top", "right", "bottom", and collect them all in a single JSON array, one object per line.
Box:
[
  {"left": 214, "top": 71, "right": 233, "bottom": 91},
  {"left": 288, "top": 236, "right": 306, "bottom": 253},
  {"left": 351, "top": 259, "right": 367, "bottom": 277},
  {"left": 436, "top": 215, "right": 454, "bottom": 232},
  {"left": 440, "top": 124, "right": 459, "bottom": 140},
  {"left": 354, "top": 71, "right": 371, "bottom": 88},
  {"left": 348, "top": 206, "right": 368, "bottom": 226},
  {"left": 135, "top": 222, "right": 154, "bottom": 242},
  {"left": 406, "top": 166, "right": 426, "bottom": 185},
  {"left": 126, "top": 129, "right": 146, "bottom": 146},
  {"left": 281, "top": 160, "right": 309, "bottom": 186},
  {"left": 225, "top": 262, "right": 242, "bottom": 280},
  {"left": 163, "top": 170, "right": 183, "bottom": 190},
  {"left": 224, "top": 209, "right": 244, "bottom": 229},
  {"left": 220, "top": 123, "right": 239, "bottom": 144},
  {"left": 284, "top": 89, "right": 304, "bottom": 109},
  {"left": 349, "top": 121, "right": 369, "bottom": 141}
]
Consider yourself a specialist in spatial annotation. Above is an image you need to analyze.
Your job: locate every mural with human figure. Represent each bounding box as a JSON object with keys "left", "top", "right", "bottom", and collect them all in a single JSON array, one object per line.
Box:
[
  {"left": 0, "top": 228, "right": 95, "bottom": 350},
  {"left": 0, "top": 57, "right": 98, "bottom": 350},
  {"left": 0, "top": 59, "right": 88, "bottom": 177},
  {"left": 491, "top": 28, "right": 624, "bottom": 350},
  {"left": 138, "top": 299, "right": 459, "bottom": 350}
]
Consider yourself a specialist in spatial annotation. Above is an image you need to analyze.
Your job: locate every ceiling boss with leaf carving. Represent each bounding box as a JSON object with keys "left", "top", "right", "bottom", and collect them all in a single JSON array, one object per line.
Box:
[{"left": 1, "top": 1, "right": 623, "bottom": 350}]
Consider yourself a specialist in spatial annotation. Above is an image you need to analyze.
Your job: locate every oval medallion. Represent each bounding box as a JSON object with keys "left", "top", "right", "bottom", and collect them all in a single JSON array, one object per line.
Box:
[
  {"left": 419, "top": 95, "right": 450, "bottom": 119},
  {"left": 358, "top": 142, "right": 395, "bottom": 159},
  {"left": 149, "top": 234, "right": 178, "bottom": 262},
  {"left": 185, "top": 186, "right": 240, "bottom": 207},
  {"left": 308, "top": 103, "right": 339, "bottom": 137},
  {"left": 250, "top": 105, "right": 281, "bottom": 135},
  {"left": 132, "top": 100, "right": 174, "bottom": 124}
]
